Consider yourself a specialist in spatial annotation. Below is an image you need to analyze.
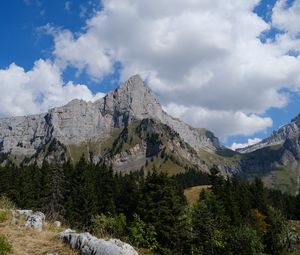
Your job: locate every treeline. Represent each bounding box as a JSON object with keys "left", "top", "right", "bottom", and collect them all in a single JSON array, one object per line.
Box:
[{"left": 0, "top": 159, "right": 300, "bottom": 254}]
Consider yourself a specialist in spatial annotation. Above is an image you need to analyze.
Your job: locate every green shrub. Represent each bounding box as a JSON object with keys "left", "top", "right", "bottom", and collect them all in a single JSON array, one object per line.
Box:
[
  {"left": 128, "top": 214, "right": 158, "bottom": 250},
  {"left": 0, "top": 235, "right": 12, "bottom": 255},
  {"left": 0, "top": 195, "right": 15, "bottom": 210},
  {"left": 91, "top": 213, "right": 127, "bottom": 239},
  {"left": 0, "top": 211, "right": 10, "bottom": 223}
]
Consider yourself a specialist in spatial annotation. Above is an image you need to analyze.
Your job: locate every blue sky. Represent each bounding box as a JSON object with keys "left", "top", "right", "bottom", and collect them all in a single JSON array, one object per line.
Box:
[{"left": 1, "top": 0, "right": 300, "bottom": 149}]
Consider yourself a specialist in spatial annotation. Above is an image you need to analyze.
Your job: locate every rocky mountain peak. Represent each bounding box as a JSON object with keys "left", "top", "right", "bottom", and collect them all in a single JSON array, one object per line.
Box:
[
  {"left": 101, "top": 75, "right": 164, "bottom": 124},
  {"left": 0, "top": 74, "right": 221, "bottom": 165},
  {"left": 119, "top": 74, "right": 145, "bottom": 90},
  {"left": 291, "top": 114, "right": 300, "bottom": 126},
  {"left": 238, "top": 114, "right": 300, "bottom": 154}
]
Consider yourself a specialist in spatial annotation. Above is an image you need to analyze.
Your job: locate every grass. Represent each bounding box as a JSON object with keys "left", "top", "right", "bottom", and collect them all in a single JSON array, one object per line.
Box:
[
  {"left": 198, "top": 149, "right": 241, "bottom": 169},
  {"left": 0, "top": 210, "right": 78, "bottom": 255},
  {"left": 66, "top": 122, "right": 142, "bottom": 163},
  {"left": 0, "top": 223, "right": 78, "bottom": 255},
  {"left": 68, "top": 143, "right": 89, "bottom": 162},
  {"left": 0, "top": 211, "right": 10, "bottom": 223},
  {"left": 262, "top": 162, "right": 300, "bottom": 195},
  {"left": 160, "top": 159, "right": 186, "bottom": 176},
  {"left": 143, "top": 156, "right": 187, "bottom": 176},
  {"left": 184, "top": 185, "right": 211, "bottom": 206},
  {"left": 0, "top": 235, "right": 12, "bottom": 255},
  {"left": 138, "top": 248, "right": 155, "bottom": 255}
]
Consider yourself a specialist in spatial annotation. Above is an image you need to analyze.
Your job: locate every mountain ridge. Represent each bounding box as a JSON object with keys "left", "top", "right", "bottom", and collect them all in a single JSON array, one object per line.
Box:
[
  {"left": 0, "top": 75, "right": 223, "bottom": 172},
  {"left": 238, "top": 114, "right": 300, "bottom": 154}
]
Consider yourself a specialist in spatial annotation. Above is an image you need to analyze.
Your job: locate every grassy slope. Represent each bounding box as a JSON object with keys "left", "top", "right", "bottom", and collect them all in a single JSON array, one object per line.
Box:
[
  {"left": 0, "top": 210, "right": 78, "bottom": 255},
  {"left": 144, "top": 156, "right": 186, "bottom": 176},
  {"left": 67, "top": 122, "right": 143, "bottom": 163},
  {"left": 184, "top": 185, "right": 211, "bottom": 206},
  {"left": 262, "top": 162, "right": 300, "bottom": 195}
]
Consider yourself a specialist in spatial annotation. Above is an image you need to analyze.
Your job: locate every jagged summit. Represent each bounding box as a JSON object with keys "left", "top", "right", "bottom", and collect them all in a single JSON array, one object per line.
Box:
[
  {"left": 0, "top": 75, "right": 220, "bottom": 166},
  {"left": 238, "top": 114, "right": 300, "bottom": 154},
  {"left": 119, "top": 74, "right": 146, "bottom": 89},
  {"left": 101, "top": 74, "right": 163, "bottom": 123}
]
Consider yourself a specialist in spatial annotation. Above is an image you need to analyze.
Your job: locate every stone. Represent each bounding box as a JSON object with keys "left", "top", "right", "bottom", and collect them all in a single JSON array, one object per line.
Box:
[
  {"left": 53, "top": 221, "right": 61, "bottom": 228},
  {"left": 0, "top": 74, "right": 220, "bottom": 163},
  {"left": 15, "top": 210, "right": 45, "bottom": 231},
  {"left": 59, "top": 229, "right": 138, "bottom": 255},
  {"left": 238, "top": 114, "right": 300, "bottom": 154},
  {"left": 16, "top": 210, "right": 33, "bottom": 218}
]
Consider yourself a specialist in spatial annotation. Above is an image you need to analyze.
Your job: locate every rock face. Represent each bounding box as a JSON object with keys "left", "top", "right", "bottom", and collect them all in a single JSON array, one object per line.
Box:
[
  {"left": 236, "top": 114, "right": 300, "bottom": 193},
  {"left": 238, "top": 115, "right": 300, "bottom": 154},
  {"left": 15, "top": 210, "right": 45, "bottom": 231},
  {"left": 0, "top": 74, "right": 220, "bottom": 166},
  {"left": 59, "top": 229, "right": 139, "bottom": 255}
]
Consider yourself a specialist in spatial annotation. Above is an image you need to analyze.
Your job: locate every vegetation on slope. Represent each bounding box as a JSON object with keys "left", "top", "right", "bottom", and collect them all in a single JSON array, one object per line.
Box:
[
  {"left": 0, "top": 196, "right": 77, "bottom": 255},
  {"left": 1, "top": 159, "right": 300, "bottom": 254},
  {"left": 184, "top": 185, "right": 211, "bottom": 206}
]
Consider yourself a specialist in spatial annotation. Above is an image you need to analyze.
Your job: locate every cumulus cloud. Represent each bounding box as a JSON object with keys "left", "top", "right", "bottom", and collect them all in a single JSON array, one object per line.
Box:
[
  {"left": 5, "top": 0, "right": 300, "bottom": 139},
  {"left": 0, "top": 60, "right": 104, "bottom": 117},
  {"left": 272, "top": 0, "right": 300, "bottom": 36},
  {"left": 230, "top": 138, "right": 262, "bottom": 151},
  {"left": 163, "top": 104, "right": 272, "bottom": 138},
  {"left": 272, "top": 0, "right": 300, "bottom": 63},
  {"left": 42, "top": 0, "right": 300, "bottom": 137},
  {"left": 51, "top": 29, "right": 113, "bottom": 80}
]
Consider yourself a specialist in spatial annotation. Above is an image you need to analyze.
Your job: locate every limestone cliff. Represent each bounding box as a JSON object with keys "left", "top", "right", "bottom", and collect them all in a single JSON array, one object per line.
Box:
[{"left": 0, "top": 75, "right": 222, "bottom": 171}]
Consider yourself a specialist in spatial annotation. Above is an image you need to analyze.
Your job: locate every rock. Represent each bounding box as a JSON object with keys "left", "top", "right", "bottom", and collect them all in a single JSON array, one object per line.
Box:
[
  {"left": 15, "top": 210, "right": 45, "bottom": 231},
  {"left": 53, "top": 221, "right": 61, "bottom": 228},
  {"left": 238, "top": 114, "right": 300, "bottom": 154},
  {"left": 59, "top": 229, "right": 138, "bottom": 255},
  {"left": 25, "top": 211, "right": 45, "bottom": 231},
  {"left": 16, "top": 210, "right": 33, "bottom": 218},
  {"left": 0, "top": 74, "right": 220, "bottom": 164}
]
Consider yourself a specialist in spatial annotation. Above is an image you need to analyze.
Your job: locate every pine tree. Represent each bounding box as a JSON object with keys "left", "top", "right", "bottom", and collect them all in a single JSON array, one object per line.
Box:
[
  {"left": 192, "top": 191, "right": 228, "bottom": 255},
  {"left": 138, "top": 171, "right": 188, "bottom": 254},
  {"left": 41, "top": 161, "right": 66, "bottom": 221}
]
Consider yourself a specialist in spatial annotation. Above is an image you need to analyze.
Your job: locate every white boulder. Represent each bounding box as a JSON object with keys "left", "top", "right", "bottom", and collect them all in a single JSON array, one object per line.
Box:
[
  {"left": 15, "top": 210, "right": 45, "bottom": 231},
  {"left": 59, "top": 229, "right": 139, "bottom": 255}
]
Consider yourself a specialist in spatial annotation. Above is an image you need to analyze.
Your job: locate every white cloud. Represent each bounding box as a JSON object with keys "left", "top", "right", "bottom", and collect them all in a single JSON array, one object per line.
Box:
[
  {"left": 52, "top": 29, "right": 113, "bottom": 80},
  {"left": 43, "top": 0, "right": 300, "bottom": 138},
  {"left": 163, "top": 103, "right": 272, "bottom": 138},
  {"left": 0, "top": 60, "right": 104, "bottom": 117},
  {"left": 272, "top": 0, "right": 300, "bottom": 36},
  {"left": 230, "top": 138, "right": 262, "bottom": 151}
]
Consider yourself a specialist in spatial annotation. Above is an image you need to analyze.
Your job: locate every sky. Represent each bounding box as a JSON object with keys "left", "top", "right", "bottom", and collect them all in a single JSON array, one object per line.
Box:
[{"left": 1, "top": 0, "right": 300, "bottom": 149}]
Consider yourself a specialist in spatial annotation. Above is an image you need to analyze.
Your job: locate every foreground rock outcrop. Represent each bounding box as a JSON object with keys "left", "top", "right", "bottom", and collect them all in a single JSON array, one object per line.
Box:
[
  {"left": 14, "top": 210, "right": 45, "bottom": 231},
  {"left": 59, "top": 229, "right": 138, "bottom": 255}
]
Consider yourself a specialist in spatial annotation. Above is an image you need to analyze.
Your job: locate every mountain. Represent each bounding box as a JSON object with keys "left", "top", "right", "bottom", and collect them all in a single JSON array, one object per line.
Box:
[
  {"left": 237, "top": 115, "right": 300, "bottom": 194},
  {"left": 238, "top": 114, "right": 300, "bottom": 155},
  {"left": 0, "top": 75, "right": 234, "bottom": 174}
]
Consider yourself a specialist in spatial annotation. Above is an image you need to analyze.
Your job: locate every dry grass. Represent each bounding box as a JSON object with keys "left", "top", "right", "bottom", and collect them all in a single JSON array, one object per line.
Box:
[
  {"left": 184, "top": 185, "right": 211, "bottom": 206},
  {"left": 0, "top": 211, "right": 78, "bottom": 255},
  {"left": 137, "top": 248, "right": 155, "bottom": 255}
]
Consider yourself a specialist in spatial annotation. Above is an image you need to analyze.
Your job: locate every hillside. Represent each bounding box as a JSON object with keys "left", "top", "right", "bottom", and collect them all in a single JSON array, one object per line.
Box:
[
  {"left": 234, "top": 115, "right": 300, "bottom": 194},
  {"left": 2, "top": 74, "right": 300, "bottom": 193},
  {"left": 0, "top": 75, "right": 240, "bottom": 175},
  {"left": 0, "top": 209, "right": 77, "bottom": 255}
]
